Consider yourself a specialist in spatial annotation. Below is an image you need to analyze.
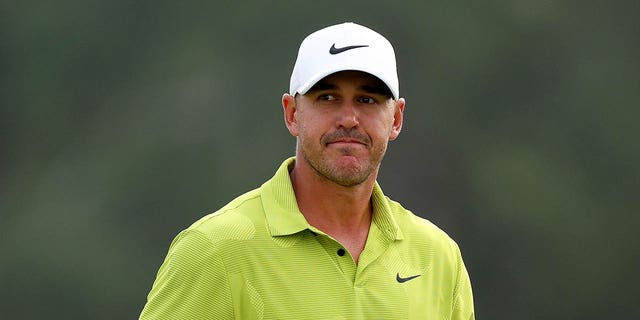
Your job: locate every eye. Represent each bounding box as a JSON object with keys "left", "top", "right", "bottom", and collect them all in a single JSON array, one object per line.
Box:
[
  {"left": 318, "top": 94, "right": 336, "bottom": 101},
  {"left": 358, "top": 96, "right": 377, "bottom": 104}
]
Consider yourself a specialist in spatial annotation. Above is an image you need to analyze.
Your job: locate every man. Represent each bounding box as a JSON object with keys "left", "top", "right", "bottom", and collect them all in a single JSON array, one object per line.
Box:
[{"left": 140, "top": 22, "right": 474, "bottom": 319}]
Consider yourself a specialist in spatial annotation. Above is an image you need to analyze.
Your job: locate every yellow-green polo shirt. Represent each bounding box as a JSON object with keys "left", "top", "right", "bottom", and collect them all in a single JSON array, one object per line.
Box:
[{"left": 140, "top": 158, "right": 474, "bottom": 319}]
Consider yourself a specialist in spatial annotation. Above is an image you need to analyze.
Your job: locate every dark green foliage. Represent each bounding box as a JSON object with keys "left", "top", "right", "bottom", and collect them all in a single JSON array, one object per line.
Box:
[{"left": 1, "top": 1, "right": 638, "bottom": 318}]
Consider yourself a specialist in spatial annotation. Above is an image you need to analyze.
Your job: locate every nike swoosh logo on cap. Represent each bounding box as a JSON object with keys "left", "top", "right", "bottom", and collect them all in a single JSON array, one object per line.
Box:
[
  {"left": 396, "top": 273, "right": 421, "bottom": 283},
  {"left": 329, "top": 44, "right": 369, "bottom": 55}
]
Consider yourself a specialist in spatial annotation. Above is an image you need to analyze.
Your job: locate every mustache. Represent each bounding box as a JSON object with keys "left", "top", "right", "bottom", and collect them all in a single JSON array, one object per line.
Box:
[{"left": 322, "top": 128, "right": 370, "bottom": 145}]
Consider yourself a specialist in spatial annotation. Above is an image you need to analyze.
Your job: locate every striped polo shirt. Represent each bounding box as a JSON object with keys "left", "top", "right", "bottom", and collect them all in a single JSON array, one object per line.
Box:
[{"left": 140, "top": 157, "right": 474, "bottom": 319}]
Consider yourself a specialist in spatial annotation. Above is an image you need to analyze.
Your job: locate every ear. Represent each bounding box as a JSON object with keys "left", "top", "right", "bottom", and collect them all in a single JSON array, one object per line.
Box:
[
  {"left": 282, "top": 93, "right": 299, "bottom": 136},
  {"left": 389, "top": 98, "right": 405, "bottom": 141}
]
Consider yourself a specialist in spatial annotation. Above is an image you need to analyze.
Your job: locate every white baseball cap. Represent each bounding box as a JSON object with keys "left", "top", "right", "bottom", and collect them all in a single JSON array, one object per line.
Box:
[{"left": 289, "top": 22, "right": 399, "bottom": 100}]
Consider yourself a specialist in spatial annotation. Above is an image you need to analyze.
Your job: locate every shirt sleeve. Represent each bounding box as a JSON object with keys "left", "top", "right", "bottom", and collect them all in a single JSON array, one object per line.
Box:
[
  {"left": 451, "top": 242, "right": 475, "bottom": 320},
  {"left": 139, "top": 229, "right": 234, "bottom": 320}
]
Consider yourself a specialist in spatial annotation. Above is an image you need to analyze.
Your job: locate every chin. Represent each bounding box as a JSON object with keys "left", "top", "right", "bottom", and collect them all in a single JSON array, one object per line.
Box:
[{"left": 328, "top": 162, "right": 374, "bottom": 186}]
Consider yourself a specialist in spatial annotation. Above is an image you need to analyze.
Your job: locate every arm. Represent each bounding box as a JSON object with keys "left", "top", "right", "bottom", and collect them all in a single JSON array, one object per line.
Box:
[
  {"left": 139, "top": 230, "right": 234, "bottom": 319},
  {"left": 451, "top": 242, "right": 475, "bottom": 320}
]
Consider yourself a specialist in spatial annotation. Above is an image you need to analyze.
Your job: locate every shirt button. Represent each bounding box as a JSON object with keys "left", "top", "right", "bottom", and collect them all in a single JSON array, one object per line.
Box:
[{"left": 337, "top": 248, "right": 346, "bottom": 256}]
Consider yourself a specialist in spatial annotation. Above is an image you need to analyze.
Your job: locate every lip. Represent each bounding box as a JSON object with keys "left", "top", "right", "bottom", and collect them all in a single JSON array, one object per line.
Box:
[{"left": 327, "top": 139, "right": 366, "bottom": 146}]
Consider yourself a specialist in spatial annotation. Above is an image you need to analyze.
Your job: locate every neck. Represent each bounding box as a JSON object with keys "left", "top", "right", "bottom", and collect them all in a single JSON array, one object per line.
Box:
[
  {"left": 290, "top": 156, "right": 378, "bottom": 262},
  {"left": 291, "top": 159, "right": 376, "bottom": 224}
]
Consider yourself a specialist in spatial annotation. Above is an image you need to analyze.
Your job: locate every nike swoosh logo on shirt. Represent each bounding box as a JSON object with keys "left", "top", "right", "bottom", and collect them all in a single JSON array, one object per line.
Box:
[{"left": 396, "top": 273, "right": 421, "bottom": 283}]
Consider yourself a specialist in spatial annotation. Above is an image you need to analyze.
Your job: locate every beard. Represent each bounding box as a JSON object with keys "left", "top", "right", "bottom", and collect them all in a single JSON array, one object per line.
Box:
[{"left": 299, "top": 128, "right": 387, "bottom": 187}]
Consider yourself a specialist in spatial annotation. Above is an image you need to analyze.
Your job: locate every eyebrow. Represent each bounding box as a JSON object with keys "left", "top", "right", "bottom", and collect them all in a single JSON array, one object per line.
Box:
[
  {"left": 306, "top": 82, "right": 393, "bottom": 98},
  {"left": 306, "top": 82, "right": 337, "bottom": 93},
  {"left": 361, "top": 84, "right": 393, "bottom": 97}
]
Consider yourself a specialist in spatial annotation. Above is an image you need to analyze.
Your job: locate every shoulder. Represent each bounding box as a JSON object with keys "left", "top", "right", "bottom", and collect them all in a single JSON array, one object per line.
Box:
[
  {"left": 388, "top": 198, "right": 452, "bottom": 240},
  {"left": 387, "top": 197, "right": 463, "bottom": 262},
  {"left": 178, "top": 188, "right": 266, "bottom": 248}
]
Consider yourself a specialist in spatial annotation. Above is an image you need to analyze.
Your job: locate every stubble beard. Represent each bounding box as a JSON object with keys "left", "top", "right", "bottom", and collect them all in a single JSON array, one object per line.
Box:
[{"left": 299, "top": 139, "right": 387, "bottom": 187}]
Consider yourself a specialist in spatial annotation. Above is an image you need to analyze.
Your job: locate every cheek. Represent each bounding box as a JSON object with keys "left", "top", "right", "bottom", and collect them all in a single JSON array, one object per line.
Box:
[
  {"left": 298, "top": 111, "right": 330, "bottom": 134},
  {"left": 296, "top": 119, "right": 322, "bottom": 143},
  {"left": 374, "top": 113, "right": 397, "bottom": 136}
]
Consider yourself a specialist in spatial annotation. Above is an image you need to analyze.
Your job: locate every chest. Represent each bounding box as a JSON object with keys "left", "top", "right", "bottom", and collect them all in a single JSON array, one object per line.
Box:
[{"left": 220, "top": 232, "right": 456, "bottom": 319}]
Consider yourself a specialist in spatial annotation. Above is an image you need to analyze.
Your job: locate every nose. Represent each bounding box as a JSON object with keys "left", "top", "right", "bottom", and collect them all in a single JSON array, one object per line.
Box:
[{"left": 336, "top": 101, "right": 359, "bottom": 129}]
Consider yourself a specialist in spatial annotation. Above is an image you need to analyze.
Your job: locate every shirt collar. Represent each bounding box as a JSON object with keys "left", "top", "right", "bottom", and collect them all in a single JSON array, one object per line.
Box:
[
  {"left": 260, "top": 158, "right": 310, "bottom": 236},
  {"left": 260, "top": 157, "right": 403, "bottom": 241}
]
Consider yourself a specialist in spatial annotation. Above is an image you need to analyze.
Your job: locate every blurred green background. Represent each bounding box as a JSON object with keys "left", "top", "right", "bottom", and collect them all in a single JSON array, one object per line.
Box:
[{"left": 2, "top": 0, "right": 638, "bottom": 319}]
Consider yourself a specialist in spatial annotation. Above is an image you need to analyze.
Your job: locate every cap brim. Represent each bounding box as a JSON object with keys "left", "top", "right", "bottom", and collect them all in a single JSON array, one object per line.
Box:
[{"left": 295, "top": 67, "right": 398, "bottom": 100}]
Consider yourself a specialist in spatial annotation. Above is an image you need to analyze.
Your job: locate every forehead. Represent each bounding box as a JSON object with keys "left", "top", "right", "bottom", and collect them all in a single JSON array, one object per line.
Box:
[{"left": 307, "top": 71, "right": 392, "bottom": 97}]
